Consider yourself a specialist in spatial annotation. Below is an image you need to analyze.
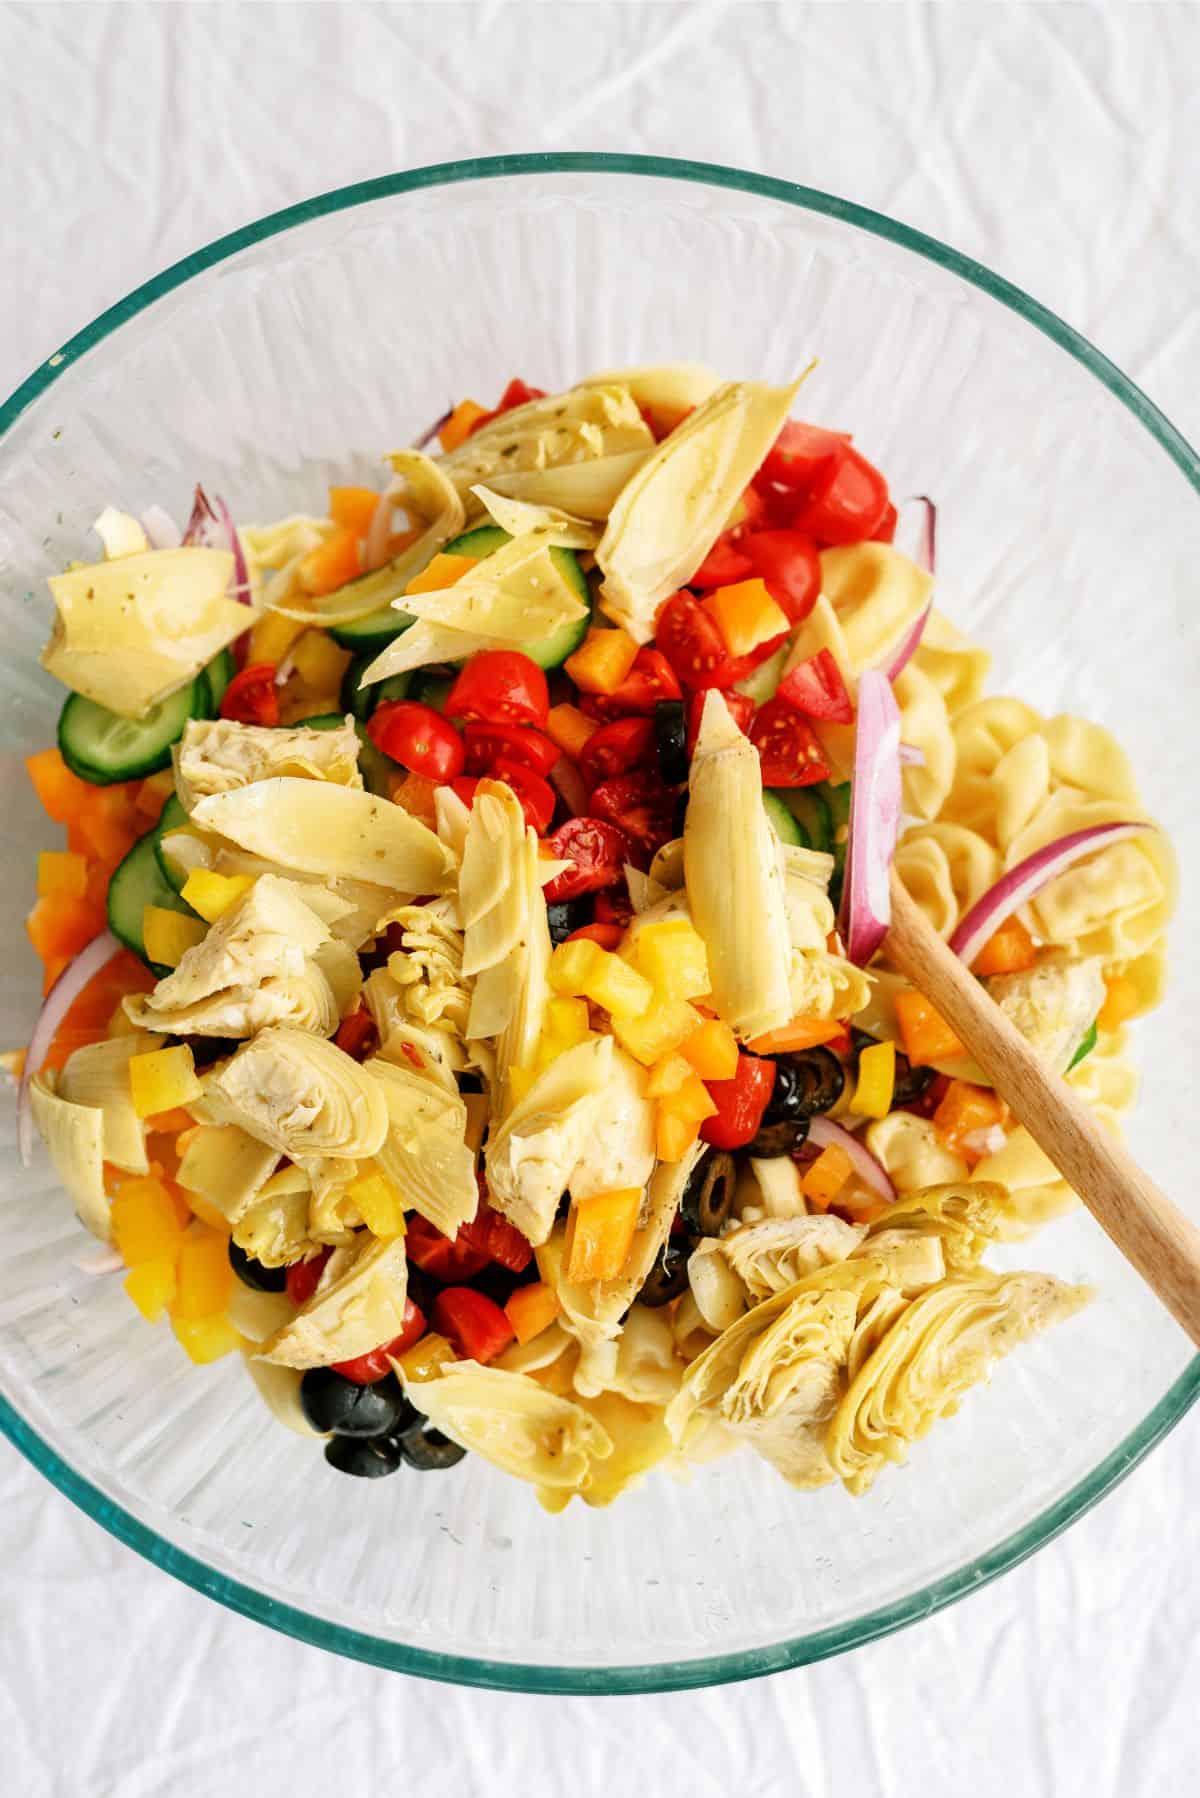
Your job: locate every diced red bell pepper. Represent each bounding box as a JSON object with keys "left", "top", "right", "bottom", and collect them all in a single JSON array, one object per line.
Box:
[
  {"left": 460, "top": 1194, "right": 533, "bottom": 1273},
  {"left": 593, "top": 887, "right": 634, "bottom": 928},
  {"left": 431, "top": 1287, "right": 515, "bottom": 1364},
  {"left": 406, "top": 1214, "right": 490, "bottom": 1282},
  {"left": 334, "top": 1004, "right": 378, "bottom": 1062},
  {"left": 329, "top": 1299, "right": 427, "bottom": 1382},
  {"left": 699, "top": 1054, "right": 776, "bottom": 1149},
  {"left": 286, "top": 1247, "right": 331, "bottom": 1306},
  {"left": 566, "top": 922, "right": 625, "bottom": 949}
]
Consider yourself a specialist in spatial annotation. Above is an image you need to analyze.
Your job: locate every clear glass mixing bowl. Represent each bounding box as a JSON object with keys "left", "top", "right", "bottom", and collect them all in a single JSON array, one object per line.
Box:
[{"left": 0, "top": 155, "right": 1196, "bottom": 1693}]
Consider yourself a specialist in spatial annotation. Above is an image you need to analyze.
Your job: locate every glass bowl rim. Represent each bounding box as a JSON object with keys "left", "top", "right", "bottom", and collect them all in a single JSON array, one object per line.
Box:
[{"left": 1, "top": 151, "right": 1196, "bottom": 1694}]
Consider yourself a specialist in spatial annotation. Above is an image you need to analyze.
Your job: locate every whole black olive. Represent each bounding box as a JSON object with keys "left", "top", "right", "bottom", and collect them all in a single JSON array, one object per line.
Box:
[
  {"left": 747, "top": 1115, "right": 811, "bottom": 1158},
  {"left": 228, "top": 1239, "right": 288, "bottom": 1293},
  {"left": 324, "top": 1434, "right": 404, "bottom": 1479},
  {"left": 769, "top": 1047, "right": 846, "bottom": 1119},
  {"left": 395, "top": 1416, "right": 468, "bottom": 1471},
  {"left": 850, "top": 1028, "right": 932, "bottom": 1106},
  {"left": 680, "top": 1150, "right": 737, "bottom": 1236},
  {"left": 638, "top": 1235, "right": 690, "bottom": 1306},
  {"left": 670, "top": 788, "right": 689, "bottom": 839},
  {"left": 300, "top": 1368, "right": 411, "bottom": 1437},
  {"left": 547, "top": 899, "right": 591, "bottom": 945},
  {"left": 654, "top": 699, "right": 688, "bottom": 786}
]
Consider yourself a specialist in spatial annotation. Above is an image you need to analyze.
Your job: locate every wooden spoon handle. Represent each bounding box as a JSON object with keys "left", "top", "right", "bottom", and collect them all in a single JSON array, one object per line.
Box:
[{"left": 886, "top": 871, "right": 1200, "bottom": 1349}]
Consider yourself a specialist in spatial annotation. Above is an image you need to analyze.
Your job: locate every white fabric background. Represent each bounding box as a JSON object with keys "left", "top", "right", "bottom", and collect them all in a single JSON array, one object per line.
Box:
[{"left": 1, "top": 3, "right": 1197, "bottom": 1793}]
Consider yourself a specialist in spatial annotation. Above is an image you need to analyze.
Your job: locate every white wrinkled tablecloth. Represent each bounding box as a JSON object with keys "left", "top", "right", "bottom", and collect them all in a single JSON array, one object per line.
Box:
[{"left": 1, "top": 5, "right": 1197, "bottom": 1793}]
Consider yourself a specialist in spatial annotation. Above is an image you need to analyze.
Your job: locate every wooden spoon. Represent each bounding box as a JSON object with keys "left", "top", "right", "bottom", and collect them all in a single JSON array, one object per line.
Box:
[{"left": 885, "top": 870, "right": 1200, "bottom": 1350}]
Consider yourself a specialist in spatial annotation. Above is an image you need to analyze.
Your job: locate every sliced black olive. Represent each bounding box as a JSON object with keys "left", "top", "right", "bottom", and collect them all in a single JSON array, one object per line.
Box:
[
  {"left": 768, "top": 1047, "right": 846, "bottom": 1119},
  {"left": 671, "top": 788, "right": 689, "bottom": 839},
  {"left": 395, "top": 1417, "right": 468, "bottom": 1471},
  {"left": 188, "top": 1035, "right": 242, "bottom": 1070},
  {"left": 324, "top": 1434, "right": 404, "bottom": 1479},
  {"left": 470, "top": 1261, "right": 528, "bottom": 1307},
  {"left": 850, "top": 1028, "right": 932, "bottom": 1106},
  {"left": 654, "top": 699, "right": 688, "bottom": 786},
  {"left": 680, "top": 1150, "right": 737, "bottom": 1236},
  {"left": 747, "top": 1115, "right": 811, "bottom": 1158},
  {"left": 638, "top": 1236, "right": 690, "bottom": 1306},
  {"left": 228, "top": 1239, "right": 287, "bottom": 1293},
  {"left": 456, "top": 1071, "right": 484, "bottom": 1095},
  {"left": 547, "top": 898, "right": 591, "bottom": 945},
  {"left": 405, "top": 1265, "right": 438, "bottom": 1314},
  {"left": 300, "top": 1367, "right": 411, "bottom": 1437}
]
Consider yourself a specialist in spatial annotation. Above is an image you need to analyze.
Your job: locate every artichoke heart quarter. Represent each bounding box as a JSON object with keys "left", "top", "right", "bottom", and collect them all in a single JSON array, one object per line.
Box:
[
  {"left": 365, "top": 1057, "right": 478, "bottom": 1240},
  {"left": 207, "top": 1026, "right": 388, "bottom": 1164},
  {"left": 262, "top": 1235, "right": 409, "bottom": 1369},
  {"left": 399, "top": 1362, "right": 613, "bottom": 1491},
  {"left": 174, "top": 716, "right": 362, "bottom": 809}
]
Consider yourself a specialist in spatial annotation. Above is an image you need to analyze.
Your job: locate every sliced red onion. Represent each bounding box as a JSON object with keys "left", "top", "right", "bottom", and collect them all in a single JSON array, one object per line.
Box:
[
  {"left": 413, "top": 408, "right": 452, "bottom": 452},
  {"left": 838, "top": 670, "right": 902, "bottom": 966},
  {"left": 879, "top": 598, "right": 932, "bottom": 683},
  {"left": 898, "top": 743, "right": 926, "bottom": 767},
  {"left": 17, "top": 930, "right": 123, "bottom": 1165},
  {"left": 549, "top": 758, "right": 589, "bottom": 819},
  {"left": 895, "top": 494, "right": 936, "bottom": 574},
  {"left": 949, "top": 822, "right": 1152, "bottom": 969},
  {"left": 182, "top": 485, "right": 251, "bottom": 602},
  {"left": 808, "top": 1116, "right": 895, "bottom": 1204},
  {"left": 363, "top": 484, "right": 397, "bottom": 573},
  {"left": 140, "top": 505, "right": 182, "bottom": 550}
]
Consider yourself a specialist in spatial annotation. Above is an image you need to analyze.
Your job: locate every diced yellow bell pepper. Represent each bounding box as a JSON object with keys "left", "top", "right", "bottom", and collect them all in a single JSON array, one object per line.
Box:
[
  {"left": 852, "top": 1040, "right": 896, "bottom": 1119},
  {"left": 171, "top": 1223, "right": 235, "bottom": 1321},
  {"left": 128, "top": 1043, "right": 203, "bottom": 1120},
  {"left": 534, "top": 1227, "right": 565, "bottom": 1289},
  {"left": 504, "top": 1280, "right": 561, "bottom": 1345},
  {"left": 680, "top": 1018, "right": 739, "bottom": 1081},
  {"left": 347, "top": 1167, "right": 407, "bottom": 1238},
  {"left": 142, "top": 907, "right": 208, "bottom": 969},
  {"left": 545, "top": 703, "right": 597, "bottom": 759},
  {"left": 37, "top": 850, "right": 88, "bottom": 900},
  {"left": 181, "top": 1188, "right": 233, "bottom": 1234},
  {"left": 439, "top": 400, "right": 489, "bottom": 453},
  {"left": 655, "top": 1108, "right": 701, "bottom": 1162},
  {"left": 248, "top": 608, "right": 307, "bottom": 666},
  {"left": 548, "top": 939, "right": 653, "bottom": 1019},
  {"left": 658, "top": 1071, "right": 717, "bottom": 1125},
  {"left": 534, "top": 993, "right": 599, "bottom": 1070},
  {"left": 173, "top": 1315, "right": 242, "bottom": 1364},
  {"left": 564, "top": 626, "right": 639, "bottom": 695},
  {"left": 107, "top": 999, "right": 141, "bottom": 1038},
  {"left": 631, "top": 918, "right": 710, "bottom": 1001},
  {"left": 645, "top": 1054, "right": 695, "bottom": 1098},
  {"left": 799, "top": 1145, "right": 853, "bottom": 1209},
  {"left": 702, "top": 577, "right": 790, "bottom": 659},
  {"left": 612, "top": 997, "right": 701, "bottom": 1066},
  {"left": 124, "top": 1257, "right": 177, "bottom": 1322},
  {"left": 563, "top": 1188, "right": 642, "bottom": 1283},
  {"left": 463, "top": 1091, "right": 489, "bottom": 1154},
  {"left": 179, "top": 869, "right": 254, "bottom": 924},
  {"left": 508, "top": 1066, "right": 537, "bottom": 1104},
  {"left": 396, "top": 1332, "right": 457, "bottom": 1381},
  {"left": 289, "top": 629, "right": 352, "bottom": 693},
  {"left": 404, "top": 551, "right": 479, "bottom": 596},
  {"left": 111, "top": 1177, "right": 186, "bottom": 1267}
]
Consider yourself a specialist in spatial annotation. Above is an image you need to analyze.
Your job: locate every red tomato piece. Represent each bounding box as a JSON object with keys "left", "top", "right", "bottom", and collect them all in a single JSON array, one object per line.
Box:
[
  {"left": 487, "top": 755, "right": 557, "bottom": 832},
  {"left": 749, "top": 697, "right": 832, "bottom": 787},
  {"left": 654, "top": 591, "right": 742, "bottom": 691},
  {"left": 285, "top": 1248, "right": 331, "bottom": 1306},
  {"left": 792, "top": 446, "right": 891, "bottom": 546},
  {"left": 431, "top": 1287, "right": 515, "bottom": 1364},
  {"left": 329, "top": 1299, "right": 427, "bottom": 1382},
  {"left": 543, "top": 816, "right": 632, "bottom": 901},
  {"left": 462, "top": 721, "right": 560, "bottom": 777},
  {"left": 220, "top": 663, "right": 279, "bottom": 727},
  {"left": 700, "top": 1054, "right": 777, "bottom": 1149},
  {"left": 466, "top": 378, "right": 548, "bottom": 438},
  {"left": 444, "top": 651, "right": 549, "bottom": 727},
  {"left": 406, "top": 1215, "right": 490, "bottom": 1282},
  {"left": 690, "top": 532, "right": 753, "bottom": 590},
  {"left": 758, "top": 420, "right": 850, "bottom": 493},
  {"left": 776, "top": 649, "right": 855, "bottom": 723},
  {"left": 578, "top": 716, "right": 655, "bottom": 788},
  {"left": 576, "top": 648, "right": 683, "bottom": 719},
  {"left": 460, "top": 1196, "right": 534, "bottom": 1274},
  {"left": 871, "top": 502, "right": 898, "bottom": 544},
  {"left": 368, "top": 701, "right": 465, "bottom": 781},
  {"left": 566, "top": 922, "right": 625, "bottom": 950},
  {"left": 333, "top": 1004, "right": 378, "bottom": 1062},
  {"left": 685, "top": 689, "right": 755, "bottom": 755},
  {"left": 450, "top": 776, "right": 480, "bottom": 810},
  {"left": 742, "top": 529, "right": 822, "bottom": 624},
  {"left": 589, "top": 769, "right": 677, "bottom": 861},
  {"left": 593, "top": 887, "right": 634, "bottom": 927}
]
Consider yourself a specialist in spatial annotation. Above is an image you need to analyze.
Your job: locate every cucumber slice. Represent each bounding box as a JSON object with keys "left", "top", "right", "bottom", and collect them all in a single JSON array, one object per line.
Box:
[
  {"left": 58, "top": 676, "right": 209, "bottom": 786},
  {"left": 153, "top": 794, "right": 191, "bottom": 893},
  {"left": 327, "top": 558, "right": 418, "bottom": 651},
  {"left": 340, "top": 650, "right": 411, "bottom": 722},
  {"left": 354, "top": 722, "right": 399, "bottom": 797},
  {"left": 293, "top": 713, "right": 345, "bottom": 731},
  {"left": 763, "top": 790, "right": 805, "bottom": 847},
  {"left": 108, "top": 829, "right": 199, "bottom": 971},
  {"left": 735, "top": 641, "right": 791, "bottom": 707},
  {"left": 409, "top": 670, "right": 454, "bottom": 713},
  {"left": 780, "top": 786, "right": 834, "bottom": 854},
  {"left": 204, "top": 646, "right": 237, "bottom": 710},
  {"left": 826, "top": 780, "right": 851, "bottom": 907},
  {"left": 441, "top": 526, "right": 592, "bottom": 669}
]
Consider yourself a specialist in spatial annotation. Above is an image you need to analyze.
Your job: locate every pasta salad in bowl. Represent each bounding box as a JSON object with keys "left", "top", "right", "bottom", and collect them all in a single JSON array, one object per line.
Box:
[{"left": 16, "top": 361, "right": 1175, "bottom": 1507}]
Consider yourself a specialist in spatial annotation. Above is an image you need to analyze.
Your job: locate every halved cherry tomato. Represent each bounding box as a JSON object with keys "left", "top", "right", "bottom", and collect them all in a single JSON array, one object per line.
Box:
[
  {"left": 758, "top": 420, "right": 850, "bottom": 493},
  {"left": 220, "top": 663, "right": 279, "bottom": 727},
  {"left": 792, "top": 446, "right": 890, "bottom": 546},
  {"left": 776, "top": 649, "right": 855, "bottom": 723},
  {"left": 690, "top": 532, "right": 753, "bottom": 589},
  {"left": 589, "top": 769, "right": 677, "bottom": 861},
  {"left": 466, "top": 377, "right": 548, "bottom": 437},
  {"left": 686, "top": 689, "right": 755, "bottom": 754},
  {"left": 742, "top": 530, "right": 822, "bottom": 624},
  {"left": 487, "top": 755, "right": 556, "bottom": 832},
  {"left": 459, "top": 1196, "right": 534, "bottom": 1274},
  {"left": 700, "top": 1054, "right": 777, "bottom": 1149},
  {"left": 749, "top": 697, "right": 831, "bottom": 787},
  {"left": 431, "top": 1287, "right": 515, "bottom": 1363},
  {"left": 578, "top": 716, "right": 655, "bottom": 788},
  {"left": 334, "top": 1004, "right": 378, "bottom": 1062},
  {"left": 286, "top": 1248, "right": 331, "bottom": 1306},
  {"left": 444, "top": 650, "right": 549, "bottom": 727},
  {"left": 654, "top": 591, "right": 742, "bottom": 690},
  {"left": 450, "top": 776, "right": 480, "bottom": 809},
  {"left": 329, "top": 1300, "right": 427, "bottom": 1382},
  {"left": 463, "top": 721, "right": 560, "bottom": 777},
  {"left": 406, "top": 1215, "right": 490, "bottom": 1282},
  {"left": 593, "top": 887, "right": 634, "bottom": 927},
  {"left": 543, "top": 817, "right": 631, "bottom": 901},
  {"left": 871, "top": 502, "right": 898, "bottom": 544},
  {"left": 368, "top": 701, "right": 465, "bottom": 781},
  {"left": 576, "top": 648, "right": 683, "bottom": 719},
  {"left": 566, "top": 922, "right": 625, "bottom": 949}
]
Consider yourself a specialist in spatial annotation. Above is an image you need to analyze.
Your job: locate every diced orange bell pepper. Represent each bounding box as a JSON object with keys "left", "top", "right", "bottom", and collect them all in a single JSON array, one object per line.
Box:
[
  {"left": 680, "top": 1018, "right": 739, "bottom": 1081},
  {"left": 25, "top": 748, "right": 96, "bottom": 825},
  {"left": 746, "top": 1017, "right": 844, "bottom": 1055},
  {"left": 171, "top": 1224, "right": 235, "bottom": 1322},
  {"left": 143, "top": 1107, "right": 201, "bottom": 1136},
  {"left": 37, "top": 851, "right": 88, "bottom": 900},
  {"left": 545, "top": 703, "right": 598, "bottom": 760},
  {"left": 289, "top": 630, "right": 352, "bottom": 693},
  {"left": 404, "top": 551, "right": 479, "bottom": 596},
  {"left": 655, "top": 1108, "right": 701, "bottom": 1163},
  {"left": 111, "top": 1176, "right": 187, "bottom": 1267},
  {"left": 658, "top": 1072, "right": 717, "bottom": 1125},
  {"left": 645, "top": 1054, "right": 695, "bottom": 1098},
  {"left": 298, "top": 528, "right": 362, "bottom": 597},
  {"left": 26, "top": 893, "right": 108, "bottom": 966},
  {"left": 439, "top": 399, "right": 490, "bottom": 453},
  {"left": 134, "top": 768, "right": 177, "bottom": 819},
  {"left": 800, "top": 1145, "right": 854, "bottom": 1210},
  {"left": 248, "top": 608, "right": 307, "bottom": 667},
  {"left": 893, "top": 990, "right": 966, "bottom": 1066},
  {"left": 933, "top": 1080, "right": 1006, "bottom": 1161},
  {"left": 612, "top": 998, "right": 700, "bottom": 1066},
  {"left": 328, "top": 485, "right": 382, "bottom": 536},
  {"left": 563, "top": 1188, "right": 642, "bottom": 1283},
  {"left": 702, "top": 578, "right": 790, "bottom": 659},
  {"left": 564, "top": 627, "right": 640, "bottom": 696},
  {"left": 390, "top": 771, "right": 441, "bottom": 825},
  {"left": 124, "top": 1258, "right": 177, "bottom": 1323},
  {"left": 504, "top": 1280, "right": 561, "bottom": 1345},
  {"left": 1098, "top": 973, "right": 1140, "bottom": 1031},
  {"left": 972, "top": 916, "right": 1038, "bottom": 976}
]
